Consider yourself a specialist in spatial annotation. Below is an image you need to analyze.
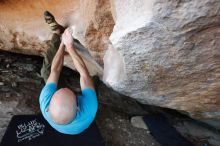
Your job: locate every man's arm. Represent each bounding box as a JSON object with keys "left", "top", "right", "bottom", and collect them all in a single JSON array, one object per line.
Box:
[
  {"left": 68, "top": 47, "right": 94, "bottom": 90},
  {"left": 62, "top": 28, "right": 94, "bottom": 90},
  {"left": 47, "top": 42, "right": 65, "bottom": 84}
]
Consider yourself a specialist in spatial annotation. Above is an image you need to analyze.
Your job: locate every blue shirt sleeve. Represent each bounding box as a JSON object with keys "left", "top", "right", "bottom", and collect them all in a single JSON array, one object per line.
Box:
[
  {"left": 39, "top": 82, "right": 57, "bottom": 116},
  {"left": 77, "top": 88, "right": 98, "bottom": 118}
]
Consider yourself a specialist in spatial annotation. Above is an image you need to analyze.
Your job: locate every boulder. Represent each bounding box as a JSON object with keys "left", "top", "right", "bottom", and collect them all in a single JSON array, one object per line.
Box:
[
  {"left": 0, "top": 0, "right": 103, "bottom": 76},
  {"left": 0, "top": 0, "right": 220, "bottom": 128},
  {"left": 70, "top": 0, "right": 115, "bottom": 66},
  {"left": 104, "top": 0, "right": 220, "bottom": 128}
]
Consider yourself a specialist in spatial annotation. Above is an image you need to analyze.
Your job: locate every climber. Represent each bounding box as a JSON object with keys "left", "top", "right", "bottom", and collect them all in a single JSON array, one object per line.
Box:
[{"left": 39, "top": 11, "right": 98, "bottom": 134}]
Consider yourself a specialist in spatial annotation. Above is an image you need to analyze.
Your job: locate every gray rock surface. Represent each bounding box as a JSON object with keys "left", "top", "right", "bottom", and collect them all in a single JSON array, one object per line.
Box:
[{"left": 104, "top": 0, "right": 220, "bottom": 127}]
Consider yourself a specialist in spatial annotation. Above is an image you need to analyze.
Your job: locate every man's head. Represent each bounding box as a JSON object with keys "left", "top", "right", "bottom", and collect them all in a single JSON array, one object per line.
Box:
[{"left": 48, "top": 88, "right": 77, "bottom": 125}]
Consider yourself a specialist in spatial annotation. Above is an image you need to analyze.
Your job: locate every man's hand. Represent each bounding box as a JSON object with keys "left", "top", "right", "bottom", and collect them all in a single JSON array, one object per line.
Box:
[
  {"left": 62, "top": 28, "right": 75, "bottom": 51},
  {"left": 62, "top": 27, "right": 95, "bottom": 90}
]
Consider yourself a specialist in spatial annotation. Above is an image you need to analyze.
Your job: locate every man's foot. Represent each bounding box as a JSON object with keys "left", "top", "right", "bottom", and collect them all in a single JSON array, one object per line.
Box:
[
  {"left": 130, "top": 116, "right": 148, "bottom": 130},
  {"left": 44, "top": 11, "right": 64, "bottom": 35}
]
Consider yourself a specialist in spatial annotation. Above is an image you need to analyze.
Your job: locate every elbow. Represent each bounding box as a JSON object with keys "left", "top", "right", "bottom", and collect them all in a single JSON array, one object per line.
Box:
[
  {"left": 50, "top": 69, "right": 58, "bottom": 74},
  {"left": 80, "top": 70, "right": 90, "bottom": 78},
  {"left": 50, "top": 69, "right": 61, "bottom": 78},
  {"left": 51, "top": 66, "right": 62, "bottom": 74},
  {"left": 51, "top": 60, "right": 63, "bottom": 73}
]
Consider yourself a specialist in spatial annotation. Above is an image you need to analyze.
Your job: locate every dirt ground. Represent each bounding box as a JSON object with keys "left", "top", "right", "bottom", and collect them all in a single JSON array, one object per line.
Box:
[{"left": 0, "top": 51, "right": 161, "bottom": 146}]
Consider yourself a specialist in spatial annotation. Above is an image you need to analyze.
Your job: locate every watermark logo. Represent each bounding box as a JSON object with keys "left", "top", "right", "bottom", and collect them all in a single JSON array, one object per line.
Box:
[{"left": 16, "top": 119, "right": 45, "bottom": 142}]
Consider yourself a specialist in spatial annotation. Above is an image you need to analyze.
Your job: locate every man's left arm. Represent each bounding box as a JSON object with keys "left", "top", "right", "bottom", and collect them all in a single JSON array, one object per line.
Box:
[
  {"left": 39, "top": 41, "right": 64, "bottom": 114},
  {"left": 47, "top": 41, "right": 65, "bottom": 84}
]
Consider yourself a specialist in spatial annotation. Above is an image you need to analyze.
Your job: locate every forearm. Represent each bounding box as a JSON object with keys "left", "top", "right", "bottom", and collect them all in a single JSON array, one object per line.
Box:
[
  {"left": 51, "top": 42, "right": 65, "bottom": 73},
  {"left": 62, "top": 28, "right": 94, "bottom": 89},
  {"left": 68, "top": 46, "right": 89, "bottom": 77}
]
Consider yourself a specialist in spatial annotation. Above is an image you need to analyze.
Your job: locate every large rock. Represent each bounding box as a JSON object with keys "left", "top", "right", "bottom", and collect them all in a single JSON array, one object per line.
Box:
[
  {"left": 0, "top": 0, "right": 103, "bottom": 76},
  {"left": 70, "top": 0, "right": 115, "bottom": 66},
  {"left": 104, "top": 0, "right": 220, "bottom": 127},
  {"left": 0, "top": 0, "right": 220, "bottom": 128},
  {"left": 0, "top": 0, "right": 77, "bottom": 55}
]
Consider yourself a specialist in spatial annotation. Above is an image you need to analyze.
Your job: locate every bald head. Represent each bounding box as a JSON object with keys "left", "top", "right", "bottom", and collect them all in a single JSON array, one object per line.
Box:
[{"left": 49, "top": 88, "right": 77, "bottom": 125}]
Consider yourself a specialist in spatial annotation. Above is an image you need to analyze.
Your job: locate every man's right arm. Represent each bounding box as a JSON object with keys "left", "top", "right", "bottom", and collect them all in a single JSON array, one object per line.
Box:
[
  {"left": 68, "top": 47, "right": 95, "bottom": 90},
  {"left": 62, "top": 28, "right": 94, "bottom": 90}
]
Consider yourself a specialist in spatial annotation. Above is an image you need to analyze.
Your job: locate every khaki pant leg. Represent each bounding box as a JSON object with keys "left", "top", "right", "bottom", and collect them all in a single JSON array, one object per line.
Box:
[{"left": 41, "top": 34, "right": 61, "bottom": 82}]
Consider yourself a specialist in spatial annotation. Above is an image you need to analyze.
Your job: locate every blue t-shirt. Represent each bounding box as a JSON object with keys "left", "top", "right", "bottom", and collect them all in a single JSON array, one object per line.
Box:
[{"left": 39, "top": 82, "right": 98, "bottom": 134}]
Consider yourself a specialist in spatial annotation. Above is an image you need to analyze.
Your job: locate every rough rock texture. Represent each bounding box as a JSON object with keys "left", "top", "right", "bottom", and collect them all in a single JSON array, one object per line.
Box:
[
  {"left": 1, "top": 0, "right": 220, "bottom": 129},
  {"left": 0, "top": 0, "right": 77, "bottom": 55},
  {"left": 70, "top": 0, "right": 115, "bottom": 66},
  {"left": 0, "top": 0, "right": 103, "bottom": 76},
  {"left": 104, "top": 0, "right": 220, "bottom": 128}
]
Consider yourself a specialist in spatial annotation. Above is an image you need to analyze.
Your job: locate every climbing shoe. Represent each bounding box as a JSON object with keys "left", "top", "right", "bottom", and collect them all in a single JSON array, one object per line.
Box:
[{"left": 44, "top": 11, "right": 64, "bottom": 34}]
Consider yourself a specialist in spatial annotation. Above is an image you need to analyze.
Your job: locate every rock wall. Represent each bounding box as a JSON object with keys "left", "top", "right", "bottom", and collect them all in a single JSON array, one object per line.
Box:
[
  {"left": 0, "top": 0, "right": 103, "bottom": 76},
  {"left": 106, "top": 0, "right": 220, "bottom": 128},
  {"left": 0, "top": 0, "right": 76, "bottom": 55},
  {"left": 0, "top": 0, "right": 220, "bottom": 128},
  {"left": 77, "top": 0, "right": 115, "bottom": 66}
]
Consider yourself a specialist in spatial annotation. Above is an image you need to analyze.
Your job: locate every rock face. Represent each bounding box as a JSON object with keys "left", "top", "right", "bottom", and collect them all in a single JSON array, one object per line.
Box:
[
  {"left": 0, "top": 0, "right": 76, "bottom": 55},
  {"left": 0, "top": 0, "right": 220, "bottom": 128},
  {"left": 0, "top": 0, "right": 103, "bottom": 76},
  {"left": 73, "top": 0, "right": 115, "bottom": 66},
  {"left": 104, "top": 0, "right": 220, "bottom": 128}
]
